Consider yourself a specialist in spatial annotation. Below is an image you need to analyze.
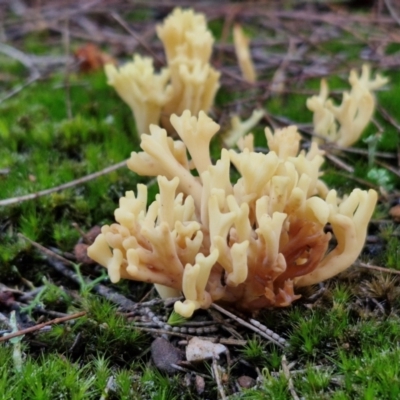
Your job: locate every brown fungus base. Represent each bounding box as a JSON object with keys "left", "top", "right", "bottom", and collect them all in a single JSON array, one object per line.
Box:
[{"left": 206, "top": 218, "right": 330, "bottom": 312}]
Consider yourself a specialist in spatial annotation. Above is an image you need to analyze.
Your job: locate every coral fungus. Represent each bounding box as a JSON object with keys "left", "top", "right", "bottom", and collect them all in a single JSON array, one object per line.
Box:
[
  {"left": 88, "top": 111, "right": 377, "bottom": 318},
  {"left": 104, "top": 8, "right": 220, "bottom": 135},
  {"left": 105, "top": 55, "right": 173, "bottom": 135},
  {"left": 307, "top": 64, "right": 387, "bottom": 147},
  {"left": 233, "top": 24, "right": 257, "bottom": 84}
]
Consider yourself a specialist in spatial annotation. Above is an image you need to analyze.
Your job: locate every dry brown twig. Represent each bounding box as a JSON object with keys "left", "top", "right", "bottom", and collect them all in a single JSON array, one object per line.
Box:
[
  {"left": 282, "top": 355, "right": 300, "bottom": 400},
  {"left": 18, "top": 233, "right": 74, "bottom": 265},
  {"left": 384, "top": 0, "right": 400, "bottom": 27},
  {"left": 323, "top": 152, "right": 355, "bottom": 174},
  {"left": 0, "top": 311, "right": 86, "bottom": 343},
  {"left": 355, "top": 261, "right": 400, "bottom": 276},
  {"left": 110, "top": 11, "right": 164, "bottom": 65},
  {"left": 135, "top": 326, "right": 247, "bottom": 345},
  {"left": 376, "top": 159, "right": 400, "bottom": 179},
  {"left": 0, "top": 43, "right": 41, "bottom": 103},
  {"left": 211, "top": 304, "right": 288, "bottom": 348},
  {"left": 17, "top": 233, "right": 139, "bottom": 311},
  {"left": 212, "top": 358, "right": 227, "bottom": 400},
  {"left": 63, "top": 16, "right": 73, "bottom": 120},
  {"left": 0, "top": 160, "right": 128, "bottom": 207}
]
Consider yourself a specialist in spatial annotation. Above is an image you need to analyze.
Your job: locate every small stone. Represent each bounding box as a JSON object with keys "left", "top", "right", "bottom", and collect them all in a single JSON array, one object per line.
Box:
[
  {"left": 151, "top": 337, "right": 183, "bottom": 374},
  {"left": 195, "top": 375, "right": 205, "bottom": 394},
  {"left": 183, "top": 373, "right": 191, "bottom": 387},
  {"left": 237, "top": 375, "right": 256, "bottom": 389},
  {"left": 389, "top": 204, "right": 400, "bottom": 222}
]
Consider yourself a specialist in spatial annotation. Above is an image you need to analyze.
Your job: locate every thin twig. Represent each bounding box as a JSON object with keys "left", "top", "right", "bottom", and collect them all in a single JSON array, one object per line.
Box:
[
  {"left": 19, "top": 232, "right": 78, "bottom": 265},
  {"left": 0, "top": 42, "right": 42, "bottom": 103},
  {"left": 212, "top": 358, "right": 227, "bottom": 400},
  {"left": 133, "top": 326, "right": 246, "bottom": 345},
  {"left": 110, "top": 12, "right": 164, "bottom": 65},
  {"left": 385, "top": 0, "right": 400, "bottom": 27},
  {"left": 18, "top": 233, "right": 139, "bottom": 310},
  {"left": 63, "top": 17, "right": 72, "bottom": 119},
  {"left": 281, "top": 355, "right": 300, "bottom": 400},
  {"left": 0, "top": 43, "right": 40, "bottom": 78},
  {"left": 211, "top": 304, "right": 287, "bottom": 348},
  {"left": 324, "top": 152, "right": 354, "bottom": 174},
  {"left": 355, "top": 261, "right": 400, "bottom": 275},
  {"left": 171, "top": 363, "right": 211, "bottom": 379},
  {"left": 0, "top": 75, "right": 41, "bottom": 104},
  {"left": 376, "top": 159, "right": 400, "bottom": 179},
  {"left": 177, "top": 338, "right": 246, "bottom": 346},
  {"left": 249, "top": 319, "right": 289, "bottom": 347},
  {"left": 0, "top": 311, "right": 86, "bottom": 343},
  {"left": 333, "top": 171, "right": 379, "bottom": 191},
  {"left": 0, "top": 160, "right": 127, "bottom": 207},
  {"left": 326, "top": 144, "right": 397, "bottom": 160}
]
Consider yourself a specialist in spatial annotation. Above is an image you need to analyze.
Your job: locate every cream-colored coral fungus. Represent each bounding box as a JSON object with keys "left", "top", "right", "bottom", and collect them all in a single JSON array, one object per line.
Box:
[
  {"left": 307, "top": 64, "right": 387, "bottom": 147},
  {"left": 223, "top": 109, "right": 265, "bottom": 148},
  {"left": 88, "top": 111, "right": 377, "bottom": 318},
  {"left": 157, "top": 8, "right": 220, "bottom": 121},
  {"left": 105, "top": 8, "right": 220, "bottom": 135},
  {"left": 233, "top": 24, "right": 257, "bottom": 84},
  {"left": 105, "top": 55, "right": 172, "bottom": 134}
]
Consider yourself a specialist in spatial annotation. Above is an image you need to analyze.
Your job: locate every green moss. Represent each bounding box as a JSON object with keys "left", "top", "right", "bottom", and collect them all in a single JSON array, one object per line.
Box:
[
  {"left": 241, "top": 337, "right": 268, "bottom": 364},
  {"left": 208, "top": 19, "right": 225, "bottom": 41},
  {"left": 241, "top": 371, "right": 291, "bottom": 399},
  {"left": 1, "top": 7, "right": 400, "bottom": 399},
  {"left": 385, "top": 236, "right": 400, "bottom": 270},
  {"left": 294, "top": 365, "right": 333, "bottom": 397}
]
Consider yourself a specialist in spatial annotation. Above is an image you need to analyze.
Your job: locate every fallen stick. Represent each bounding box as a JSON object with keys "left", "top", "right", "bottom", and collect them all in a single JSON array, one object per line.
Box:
[
  {"left": 282, "top": 355, "right": 300, "bottom": 400},
  {"left": 18, "top": 233, "right": 139, "bottom": 311},
  {"left": 0, "top": 311, "right": 86, "bottom": 343},
  {"left": 211, "top": 303, "right": 288, "bottom": 348},
  {"left": 0, "top": 160, "right": 127, "bottom": 207},
  {"left": 355, "top": 261, "right": 400, "bottom": 276}
]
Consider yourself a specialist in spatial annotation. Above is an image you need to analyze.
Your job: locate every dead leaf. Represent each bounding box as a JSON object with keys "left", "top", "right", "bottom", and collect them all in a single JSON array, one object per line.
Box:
[
  {"left": 74, "top": 43, "right": 116, "bottom": 73},
  {"left": 74, "top": 243, "right": 96, "bottom": 265},
  {"left": 186, "top": 337, "right": 227, "bottom": 362},
  {"left": 389, "top": 204, "right": 400, "bottom": 222}
]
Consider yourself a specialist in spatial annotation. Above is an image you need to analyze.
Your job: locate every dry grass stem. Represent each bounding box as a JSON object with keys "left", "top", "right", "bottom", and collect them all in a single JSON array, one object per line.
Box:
[{"left": 0, "top": 311, "right": 86, "bottom": 343}]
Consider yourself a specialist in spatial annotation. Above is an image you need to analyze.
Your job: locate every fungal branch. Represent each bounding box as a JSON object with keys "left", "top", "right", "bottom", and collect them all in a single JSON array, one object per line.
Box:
[
  {"left": 307, "top": 65, "right": 388, "bottom": 147},
  {"left": 104, "top": 8, "right": 220, "bottom": 135},
  {"left": 88, "top": 111, "right": 377, "bottom": 318}
]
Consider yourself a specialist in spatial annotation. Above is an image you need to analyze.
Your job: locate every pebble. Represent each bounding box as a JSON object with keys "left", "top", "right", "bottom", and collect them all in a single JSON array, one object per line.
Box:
[
  {"left": 151, "top": 337, "right": 183, "bottom": 374},
  {"left": 237, "top": 375, "right": 256, "bottom": 389}
]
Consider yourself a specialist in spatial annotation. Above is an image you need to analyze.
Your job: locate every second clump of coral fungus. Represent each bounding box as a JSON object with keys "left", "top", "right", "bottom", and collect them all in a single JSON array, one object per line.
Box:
[
  {"left": 104, "top": 8, "right": 220, "bottom": 135},
  {"left": 88, "top": 111, "right": 377, "bottom": 318},
  {"left": 307, "top": 64, "right": 388, "bottom": 148}
]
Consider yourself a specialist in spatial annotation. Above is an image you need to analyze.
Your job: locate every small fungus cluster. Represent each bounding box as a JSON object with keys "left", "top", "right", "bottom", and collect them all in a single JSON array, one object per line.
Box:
[
  {"left": 104, "top": 8, "right": 220, "bottom": 135},
  {"left": 233, "top": 24, "right": 257, "bottom": 84},
  {"left": 88, "top": 111, "right": 377, "bottom": 318},
  {"left": 307, "top": 65, "right": 388, "bottom": 147}
]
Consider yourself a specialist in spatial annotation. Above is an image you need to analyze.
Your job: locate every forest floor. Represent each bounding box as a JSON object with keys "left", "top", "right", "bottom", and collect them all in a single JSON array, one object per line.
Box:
[{"left": 1, "top": 1, "right": 400, "bottom": 399}]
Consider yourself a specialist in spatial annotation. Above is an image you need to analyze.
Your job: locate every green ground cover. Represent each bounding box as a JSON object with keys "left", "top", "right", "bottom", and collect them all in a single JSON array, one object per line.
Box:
[{"left": 1, "top": 2, "right": 400, "bottom": 399}]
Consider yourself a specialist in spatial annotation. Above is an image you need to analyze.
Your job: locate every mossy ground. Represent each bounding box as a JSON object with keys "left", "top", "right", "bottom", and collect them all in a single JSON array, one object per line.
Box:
[{"left": 1, "top": 2, "right": 400, "bottom": 399}]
